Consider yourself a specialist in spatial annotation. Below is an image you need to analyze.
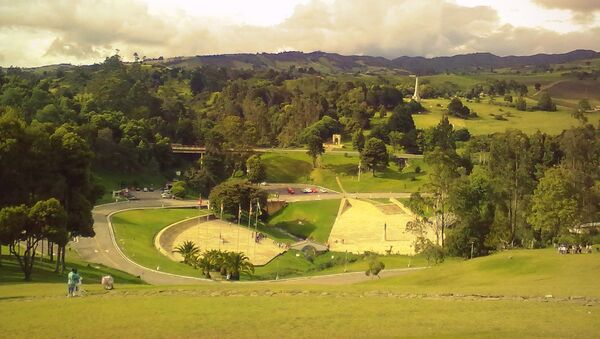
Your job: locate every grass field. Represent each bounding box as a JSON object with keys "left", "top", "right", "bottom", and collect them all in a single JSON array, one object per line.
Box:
[
  {"left": 416, "top": 98, "right": 600, "bottom": 135},
  {"left": 262, "top": 152, "right": 428, "bottom": 192},
  {"left": 267, "top": 200, "right": 340, "bottom": 242},
  {"left": 111, "top": 208, "right": 209, "bottom": 276},
  {"left": 1, "top": 249, "right": 599, "bottom": 338}
]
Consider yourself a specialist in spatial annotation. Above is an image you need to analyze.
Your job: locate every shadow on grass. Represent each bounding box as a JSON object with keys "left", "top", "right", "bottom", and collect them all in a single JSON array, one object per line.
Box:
[
  {"left": 0, "top": 254, "right": 144, "bottom": 285},
  {"left": 270, "top": 220, "right": 316, "bottom": 240}
]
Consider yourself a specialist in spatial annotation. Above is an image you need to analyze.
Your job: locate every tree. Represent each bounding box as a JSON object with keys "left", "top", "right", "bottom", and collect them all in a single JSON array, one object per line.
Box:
[
  {"left": 447, "top": 98, "right": 471, "bottom": 119},
  {"left": 424, "top": 147, "right": 462, "bottom": 247},
  {"left": 536, "top": 91, "right": 556, "bottom": 111},
  {"left": 223, "top": 251, "right": 254, "bottom": 280},
  {"left": 208, "top": 180, "right": 268, "bottom": 217},
  {"left": 246, "top": 155, "right": 266, "bottom": 183},
  {"left": 170, "top": 181, "right": 187, "bottom": 198},
  {"left": 534, "top": 83, "right": 541, "bottom": 92},
  {"left": 515, "top": 96, "right": 527, "bottom": 111},
  {"left": 173, "top": 240, "right": 200, "bottom": 266},
  {"left": 388, "top": 131, "right": 405, "bottom": 153},
  {"left": 0, "top": 199, "right": 66, "bottom": 280},
  {"left": 352, "top": 129, "right": 366, "bottom": 153},
  {"left": 578, "top": 99, "right": 591, "bottom": 112},
  {"left": 528, "top": 167, "right": 579, "bottom": 242},
  {"left": 306, "top": 133, "right": 324, "bottom": 168},
  {"left": 365, "top": 257, "right": 385, "bottom": 278},
  {"left": 387, "top": 105, "right": 415, "bottom": 133},
  {"left": 361, "top": 138, "right": 389, "bottom": 175}
]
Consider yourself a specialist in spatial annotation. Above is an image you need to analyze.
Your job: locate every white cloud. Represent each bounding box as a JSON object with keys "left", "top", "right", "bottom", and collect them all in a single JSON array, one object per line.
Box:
[{"left": 0, "top": 0, "right": 599, "bottom": 67}]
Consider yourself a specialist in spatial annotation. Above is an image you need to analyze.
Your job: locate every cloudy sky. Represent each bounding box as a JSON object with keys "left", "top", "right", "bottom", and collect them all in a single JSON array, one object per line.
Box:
[{"left": 1, "top": 0, "right": 599, "bottom": 67}]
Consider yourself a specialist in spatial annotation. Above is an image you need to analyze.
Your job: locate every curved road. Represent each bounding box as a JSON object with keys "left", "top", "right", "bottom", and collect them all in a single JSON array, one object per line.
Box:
[{"left": 73, "top": 191, "right": 421, "bottom": 285}]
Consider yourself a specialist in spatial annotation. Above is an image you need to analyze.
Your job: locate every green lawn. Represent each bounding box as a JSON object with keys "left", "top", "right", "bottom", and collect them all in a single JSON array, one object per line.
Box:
[
  {"left": 262, "top": 151, "right": 428, "bottom": 192},
  {"left": 111, "top": 208, "right": 209, "bottom": 276},
  {"left": 267, "top": 200, "right": 340, "bottom": 242}
]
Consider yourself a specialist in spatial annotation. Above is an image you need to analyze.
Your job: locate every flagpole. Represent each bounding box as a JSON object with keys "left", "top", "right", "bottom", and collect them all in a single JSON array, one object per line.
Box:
[
  {"left": 237, "top": 204, "right": 241, "bottom": 252},
  {"left": 254, "top": 200, "right": 259, "bottom": 261}
]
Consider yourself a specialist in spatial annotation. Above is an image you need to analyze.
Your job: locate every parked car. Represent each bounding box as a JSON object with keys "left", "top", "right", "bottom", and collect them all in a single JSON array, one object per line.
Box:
[
  {"left": 127, "top": 194, "right": 139, "bottom": 200},
  {"left": 287, "top": 187, "right": 295, "bottom": 194},
  {"left": 161, "top": 192, "right": 173, "bottom": 199},
  {"left": 260, "top": 182, "right": 267, "bottom": 186},
  {"left": 310, "top": 187, "right": 319, "bottom": 193},
  {"left": 143, "top": 187, "right": 148, "bottom": 192},
  {"left": 319, "top": 188, "right": 327, "bottom": 193},
  {"left": 149, "top": 187, "right": 155, "bottom": 192},
  {"left": 302, "top": 188, "right": 312, "bottom": 193}
]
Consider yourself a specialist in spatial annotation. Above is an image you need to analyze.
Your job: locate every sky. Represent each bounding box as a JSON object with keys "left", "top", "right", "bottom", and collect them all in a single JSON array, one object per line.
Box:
[{"left": 0, "top": 0, "right": 599, "bottom": 67}]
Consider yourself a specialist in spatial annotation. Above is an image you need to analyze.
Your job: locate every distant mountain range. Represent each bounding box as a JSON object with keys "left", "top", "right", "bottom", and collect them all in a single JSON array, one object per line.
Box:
[{"left": 151, "top": 49, "right": 599, "bottom": 75}]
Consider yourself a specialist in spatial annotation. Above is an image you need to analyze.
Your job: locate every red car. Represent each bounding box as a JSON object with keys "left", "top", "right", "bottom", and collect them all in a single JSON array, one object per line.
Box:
[
  {"left": 310, "top": 187, "right": 318, "bottom": 193},
  {"left": 287, "top": 187, "right": 295, "bottom": 194}
]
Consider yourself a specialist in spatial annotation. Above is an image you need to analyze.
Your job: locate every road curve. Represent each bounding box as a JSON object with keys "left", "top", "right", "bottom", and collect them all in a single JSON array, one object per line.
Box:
[{"left": 73, "top": 191, "right": 422, "bottom": 285}]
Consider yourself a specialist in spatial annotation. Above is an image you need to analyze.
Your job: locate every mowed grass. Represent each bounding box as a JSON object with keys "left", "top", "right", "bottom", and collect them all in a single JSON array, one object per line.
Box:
[
  {"left": 368, "top": 248, "right": 600, "bottom": 297},
  {"left": 416, "top": 98, "right": 600, "bottom": 135},
  {"left": 267, "top": 200, "right": 340, "bottom": 242},
  {"left": 2, "top": 289, "right": 598, "bottom": 338},
  {"left": 262, "top": 151, "right": 427, "bottom": 192},
  {"left": 2, "top": 248, "right": 600, "bottom": 337},
  {"left": 111, "top": 208, "right": 209, "bottom": 276}
]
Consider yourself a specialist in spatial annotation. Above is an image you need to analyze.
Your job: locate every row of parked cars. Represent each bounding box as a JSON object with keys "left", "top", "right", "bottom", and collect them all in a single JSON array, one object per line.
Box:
[{"left": 287, "top": 187, "right": 327, "bottom": 194}]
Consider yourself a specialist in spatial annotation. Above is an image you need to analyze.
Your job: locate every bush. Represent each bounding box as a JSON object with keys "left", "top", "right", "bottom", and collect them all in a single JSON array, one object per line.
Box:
[
  {"left": 414, "top": 166, "right": 422, "bottom": 174},
  {"left": 170, "top": 181, "right": 187, "bottom": 198}
]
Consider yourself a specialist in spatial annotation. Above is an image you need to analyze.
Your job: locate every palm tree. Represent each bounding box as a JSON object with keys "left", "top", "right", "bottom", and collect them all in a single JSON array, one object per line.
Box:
[
  {"left": 195, "top": 254, "right": 213, "bottom": 279},
  {"left": 223, "top": 251, "right": 254, "bottom": 280},
  {"left": 173, "top": 241, "right": 200, "bottom": 266}
]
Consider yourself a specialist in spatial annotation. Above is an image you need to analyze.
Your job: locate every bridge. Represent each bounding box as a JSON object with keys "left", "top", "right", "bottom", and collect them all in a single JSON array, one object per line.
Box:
[
  {"left": 170, "top": 144, "right": 424, "bottom": 159},
  {"left": 171, "top": 144, "right": 207, "bottom": 154}
]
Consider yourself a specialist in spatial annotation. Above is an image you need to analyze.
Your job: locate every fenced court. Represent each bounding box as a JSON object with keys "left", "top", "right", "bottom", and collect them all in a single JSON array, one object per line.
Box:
[{"left": 157, "top": 218, "right": 285, "bottom": 266}]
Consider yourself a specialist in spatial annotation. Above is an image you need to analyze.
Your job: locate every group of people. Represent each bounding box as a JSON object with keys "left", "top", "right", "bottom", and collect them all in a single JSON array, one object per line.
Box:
[
  {"left": 67, "top": 268, "right": 114, "bottom": 297},
  {"left": 557, "top": 244, "right": 593, "bottom": 254},
  {"left": 254, "top": 232, "right": 266, "bottom": 243}
]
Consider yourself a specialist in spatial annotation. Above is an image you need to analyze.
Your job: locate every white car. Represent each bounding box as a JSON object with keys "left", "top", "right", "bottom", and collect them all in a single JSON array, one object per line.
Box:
[
  {"left": 302, "top": 188, "right": 312, "bottom": 193},
  {"left": 319, "top": 188, "right": 328, "bottom": 193},
  {"left": 161, "top": 192, "right": 172, "bottom": 199}
]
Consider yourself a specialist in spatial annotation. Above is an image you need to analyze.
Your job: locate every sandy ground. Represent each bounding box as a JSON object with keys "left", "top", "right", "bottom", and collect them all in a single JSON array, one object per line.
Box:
[
  {"left": 168, "top": 220, "right": 285, "bottom": 266},
  {"left": 328, "top": 198, "right": 435, "bottom": 255}
]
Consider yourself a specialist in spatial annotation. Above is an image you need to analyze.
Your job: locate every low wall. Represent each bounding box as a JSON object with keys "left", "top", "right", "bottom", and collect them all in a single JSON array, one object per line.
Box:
[{"left": 154, "top": 215, "right": 215, "bottom": 260}]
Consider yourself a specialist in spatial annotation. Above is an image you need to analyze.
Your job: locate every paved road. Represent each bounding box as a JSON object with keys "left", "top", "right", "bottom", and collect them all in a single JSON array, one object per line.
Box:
[
  {"left": 73, "top": 191, "right": 419, "bottom": 285},
  {"left": 264, "top": 183, "right": 413, "bottom": 202},
  {"left": 73, "top": 192, "right": 213, "bottom": 285}
]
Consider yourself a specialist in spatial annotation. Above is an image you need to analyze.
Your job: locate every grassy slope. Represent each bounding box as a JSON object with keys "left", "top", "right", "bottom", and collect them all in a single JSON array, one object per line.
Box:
[
  {"left": 416, "top": 98, "right": 600, "bottom": 135},
  {"left": 0, "top": 246, "right": 143, "bottom": 286},
  {"left": 262, "top": 152, "right": 427, "bottom": 192},
  {"left": 368, "top": 248, "right": 600, "bottom": 297},
  {"left": 111, "top": 208, "right": 209, "bottom": 276},
  {"left": 1, "top": 249, "right": 599, "bottom": 338},
  {"left": 267, "top": 200, "right": 340, "bottom": 242}
]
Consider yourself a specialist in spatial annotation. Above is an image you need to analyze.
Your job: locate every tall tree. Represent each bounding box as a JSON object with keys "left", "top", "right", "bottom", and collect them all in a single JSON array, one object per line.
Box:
[
  {"left": 306, "top": 133, "right": 324, "bottom": 168},
  {"left": 361, "top": 138, "right": 389, "bottom": 175},
  {"left": 246, "top": 154, "right": 266, "bottom": 183}
]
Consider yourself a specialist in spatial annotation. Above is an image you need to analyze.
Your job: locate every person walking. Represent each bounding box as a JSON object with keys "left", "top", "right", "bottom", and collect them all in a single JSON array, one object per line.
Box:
[{"left": 67, "top": 268, "right": 80, "bottom": 297}]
